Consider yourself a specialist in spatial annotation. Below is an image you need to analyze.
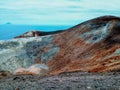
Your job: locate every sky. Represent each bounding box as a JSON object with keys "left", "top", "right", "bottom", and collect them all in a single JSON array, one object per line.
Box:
[{"left": 0, "top": 0, "right": 120, "bottom": 25}]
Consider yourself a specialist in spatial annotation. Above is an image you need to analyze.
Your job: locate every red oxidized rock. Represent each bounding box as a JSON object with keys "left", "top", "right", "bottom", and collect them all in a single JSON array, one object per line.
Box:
[
  {"left": 46, "top": 16, "right": 120, "bottom": 75},
  {"left": 3, "top": 15, "right": 120, "bottom": 76}
]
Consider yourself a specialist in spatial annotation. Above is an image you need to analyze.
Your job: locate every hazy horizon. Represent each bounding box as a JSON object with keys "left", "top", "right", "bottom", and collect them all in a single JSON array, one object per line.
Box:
[{"left": 0, "top": 0, "right": 120, "bottom": 25}]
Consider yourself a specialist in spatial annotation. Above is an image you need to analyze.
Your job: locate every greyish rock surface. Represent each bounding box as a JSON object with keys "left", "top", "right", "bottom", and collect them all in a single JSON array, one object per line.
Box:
[
  {"left": 1, "top": 15, "right": 120, "bottom": 75},
  {"left": 1, "top": 15, "right": 120, "bottom": 90},
  {"left": 0, "top": 72, "right": 120, "bottom": 90},
  {"left": 0, "top": 35, "right": 59, "bottom": 73}
]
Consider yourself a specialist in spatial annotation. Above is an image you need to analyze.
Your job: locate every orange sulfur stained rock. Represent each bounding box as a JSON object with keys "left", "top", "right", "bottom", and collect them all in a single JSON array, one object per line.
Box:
[
  {"left": 45, "top": 16, "right": 120, "bottom": 75},
  {"left": 2, "top": 15, "right": 120, "bottom": 76},
  {"left": 13, "top": 64, "right": 49, "bottom": 76}
]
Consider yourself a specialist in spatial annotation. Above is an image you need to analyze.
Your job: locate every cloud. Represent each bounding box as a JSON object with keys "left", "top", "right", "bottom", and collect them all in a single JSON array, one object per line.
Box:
[{"left": 0, "top": 0, "right": 120, "bottom": 25}]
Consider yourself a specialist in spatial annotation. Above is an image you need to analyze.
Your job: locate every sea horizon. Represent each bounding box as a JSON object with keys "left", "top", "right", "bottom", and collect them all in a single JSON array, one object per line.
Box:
[{"left": 0, "top": 24, "right": 72, "bottom": 40}]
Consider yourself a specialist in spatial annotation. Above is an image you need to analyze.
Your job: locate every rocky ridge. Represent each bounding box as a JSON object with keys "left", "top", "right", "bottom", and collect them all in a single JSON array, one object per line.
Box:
[
  {"left": 0, "top": 16, "right": 120, "bottom": 76},
  {"left": 14, "top": 30, "right": 64, "bottom": 38}
]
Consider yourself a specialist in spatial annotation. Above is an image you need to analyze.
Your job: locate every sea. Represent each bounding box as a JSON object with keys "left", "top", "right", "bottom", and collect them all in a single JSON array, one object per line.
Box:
[{"left": 0, "top": 24, "right": 72, "bottom": 40}]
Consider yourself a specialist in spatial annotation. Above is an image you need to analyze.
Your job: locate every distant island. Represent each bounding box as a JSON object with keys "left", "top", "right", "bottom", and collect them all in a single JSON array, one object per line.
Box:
[
  {"left": 5, "top": 22, "right": 12, "bottom": 25},
  {"left": 0, "top": 16, "right": 120, "bottom": 90}
]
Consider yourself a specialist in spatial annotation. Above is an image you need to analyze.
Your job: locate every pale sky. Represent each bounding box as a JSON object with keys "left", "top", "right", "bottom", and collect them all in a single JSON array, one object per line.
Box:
[{"left": 0, "top": 0, "right": 120, "bottom": 25}]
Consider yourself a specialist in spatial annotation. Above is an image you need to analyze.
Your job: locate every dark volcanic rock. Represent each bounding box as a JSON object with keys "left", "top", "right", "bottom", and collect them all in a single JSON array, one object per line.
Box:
[
  {"left": 0, "top": 71, "right": 12, "bottom": 78},
  {"left": 0, "top": 72, "right": 120, "bottom": 90},
  {"left": 1, "top": 15, "right": 120, "bottom": 90},
  {"left": 14, "top": 30, "right": 64, "bottom": 38},
  {"left": 47, "top": 15, "right": 120, "bottom": 75},
  {"left": 0, "top": 15, "right": 120, "bottom": 75}
]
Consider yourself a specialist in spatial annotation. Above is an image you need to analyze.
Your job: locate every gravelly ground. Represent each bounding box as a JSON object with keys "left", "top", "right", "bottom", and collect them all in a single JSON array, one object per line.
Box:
[{"left": 0, "top": 72, "right": 120, "bottom": 90}]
